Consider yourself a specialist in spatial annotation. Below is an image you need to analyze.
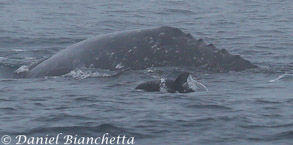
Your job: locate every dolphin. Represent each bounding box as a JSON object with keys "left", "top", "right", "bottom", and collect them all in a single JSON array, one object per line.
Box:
[
  {"left": 24, "top": 26, "right": 257, "bottom": 77},
  {"left": 135, "top": 72, "right": 206, "bottom": 93}
]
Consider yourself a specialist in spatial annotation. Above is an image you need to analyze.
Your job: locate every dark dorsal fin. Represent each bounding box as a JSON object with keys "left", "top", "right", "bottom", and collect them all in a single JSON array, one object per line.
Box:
[{"left": 173, "top": 72, "right": 192, "bottom": 93}]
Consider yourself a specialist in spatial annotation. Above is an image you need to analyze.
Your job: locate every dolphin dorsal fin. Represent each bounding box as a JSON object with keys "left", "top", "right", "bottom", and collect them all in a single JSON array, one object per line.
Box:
[{"left": 173, "top": 72, "right": 191, "bottom": 93}]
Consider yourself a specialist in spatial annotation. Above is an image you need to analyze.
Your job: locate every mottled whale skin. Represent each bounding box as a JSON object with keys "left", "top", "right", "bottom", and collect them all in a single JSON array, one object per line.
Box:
[{"left": 26, "top": 26, "right": 257, "bottom": 77}]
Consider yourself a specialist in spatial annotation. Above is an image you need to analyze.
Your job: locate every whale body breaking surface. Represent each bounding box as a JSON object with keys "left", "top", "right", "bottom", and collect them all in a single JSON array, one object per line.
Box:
[{"left": 25, "top": 26, "right": 257, "bottom": 77}]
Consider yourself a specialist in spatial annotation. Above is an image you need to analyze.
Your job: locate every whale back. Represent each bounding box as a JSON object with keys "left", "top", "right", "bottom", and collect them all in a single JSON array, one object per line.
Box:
[{"left": 26, "top": 26, "right": 257, "bottom": 77}]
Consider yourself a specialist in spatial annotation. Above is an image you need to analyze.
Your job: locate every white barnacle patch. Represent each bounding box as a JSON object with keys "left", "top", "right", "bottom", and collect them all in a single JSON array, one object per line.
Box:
[
  {"left": 15, "top": 65, "right": 29, "bottom": 73},
  {"left": 149, "top": 37, "right": 154, "bottom": 44},
  {"left": 144, "top": 57, "right": 149, "bottom": 62},
  {"left": 115, "top": 63, "right": 124, "bottom": 69},
  {"left": 160, "top": 78, "right": 166, "bottom": 84},
  {"left": 147, "top": 68, "right": 155, "bottom": 73},
  {"left": 151, "top": 44, "right": 157, "bottom": 49},
  {"left": 159, "top": 78, "right": 168, "bottom": 92},
  {"left": 159, "top": 32, "right": 165, "bottom": 36},
  {"left": 165, "top": 50, "right": 168, "bottom": 53}
]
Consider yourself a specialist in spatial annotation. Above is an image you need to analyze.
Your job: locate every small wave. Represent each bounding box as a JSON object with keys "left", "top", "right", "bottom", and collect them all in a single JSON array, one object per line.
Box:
[
  {"left": 0, "top": 62, "right": 21, "bottom": 78},
  {"left": 241, "top": 49, "right": 270, "bottom": 55},
  {"left": 241, "top": 123, "right": 293, "bottom": 129},
  {"left": 34, "top": 113, "right": 92, "bottom": 122},
  {"left": 165, "top": 8, "right": 195, "bottom": 14},
  {"left": 14, "top": 124, "right": 143, "bottom": 138},
  {"left": 11, "top": 49, "right": 26, "bottom": 52},
  {"left": 0, "top": 56, "right": 7, "bottom": 61},
  {"left": 255, "top": 99, "right": 282, "bottom": 104},
  {"left": 0, "top": 36, "right": 84, "bottom": 47},
  {"left": 194, "top": 116, "right": 239, "bottom": 123},
  {"left": 249, "top": 62, "right": 293, "bottom": 74},
  {"left": 187, "top": 104, "right": 231, "bottom": 110},
  {"left": 268, "top": 131, "right": 293, "bottom": 141},
  {"left": 73, "top": 95, "right": 97, "bottom": 102},
  {"left": 0, "top": 107, "right": 17, "bottom": 111},
  {"left": 269, "top": 74, "right": 293, "bottom": 82}
]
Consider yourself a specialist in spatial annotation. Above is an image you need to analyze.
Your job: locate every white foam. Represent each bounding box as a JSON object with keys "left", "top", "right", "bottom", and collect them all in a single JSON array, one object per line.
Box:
[
  {"left": 11, "top": 49, "right": 25, "bottom": 52},
  {"left": 187, "top": 75, "right": 208, "bottom": 92},
  {"left": 270, "top": 74, "right": 293, "bottom": 82},
  {"left": 64, "top": 69, "right": 111, "bottom": 80},
  {"left": 15, "top": 65, "right": 29, "bottom": 73}
]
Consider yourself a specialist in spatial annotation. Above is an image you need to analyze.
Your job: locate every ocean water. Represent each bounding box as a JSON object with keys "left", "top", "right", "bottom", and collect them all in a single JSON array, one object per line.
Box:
[{"left": 0, "top": 0, "right": 292, "bottom": 145}]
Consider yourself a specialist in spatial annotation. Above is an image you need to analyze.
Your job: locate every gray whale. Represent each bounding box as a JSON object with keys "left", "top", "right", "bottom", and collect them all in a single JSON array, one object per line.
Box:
[{"left": 25, "top": 26, "right": 257, "bottom": 77}]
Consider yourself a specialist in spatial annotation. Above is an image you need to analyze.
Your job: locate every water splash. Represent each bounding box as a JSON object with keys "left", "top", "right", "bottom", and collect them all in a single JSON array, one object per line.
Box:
[
  {"left": 64, "top": 69, "right": 112, "bottom": 80},
  {"left": 159, "top": 78, "right": 168, "bottom": 92},
  {"left": 187, "top": 75, "right": 208, "bottom": 92},
  {"left": 269, "top": 74, "right": 293, "bottom": 82}
]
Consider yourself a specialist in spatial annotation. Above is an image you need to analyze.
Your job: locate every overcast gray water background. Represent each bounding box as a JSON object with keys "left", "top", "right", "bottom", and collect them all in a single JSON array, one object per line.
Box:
[{"left": 0, "top": 0, "right": 293, "bottom": 145}]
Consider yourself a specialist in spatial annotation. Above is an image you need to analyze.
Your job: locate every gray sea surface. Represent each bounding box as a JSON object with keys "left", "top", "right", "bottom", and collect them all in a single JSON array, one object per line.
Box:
[{"left": 0, "top": 0, "right": 292, "bottom": 145}]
